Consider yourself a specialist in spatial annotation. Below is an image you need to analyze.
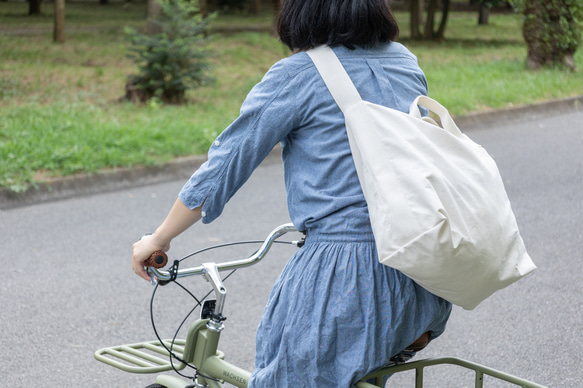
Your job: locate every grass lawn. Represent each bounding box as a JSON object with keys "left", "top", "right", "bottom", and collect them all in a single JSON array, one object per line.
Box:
[{"left": 1, "top": 1, "right": 582, "bottom": 191}]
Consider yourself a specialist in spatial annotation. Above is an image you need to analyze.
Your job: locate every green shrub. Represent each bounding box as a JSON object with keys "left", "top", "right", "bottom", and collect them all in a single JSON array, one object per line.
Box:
[{"left": 125, "top": 0, "right": 214, "bottom": 104}]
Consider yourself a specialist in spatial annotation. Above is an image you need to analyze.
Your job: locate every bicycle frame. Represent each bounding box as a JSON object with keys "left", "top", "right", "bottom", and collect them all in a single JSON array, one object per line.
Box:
[
  {"left": 155, "top": 316, "right": 252, "bottom": 388},
  {"left": 96, "top": 314, "right": 546, "bottom": 388},
  {"left": 95, "top": 223, "right": 546, "bottom": 388}
]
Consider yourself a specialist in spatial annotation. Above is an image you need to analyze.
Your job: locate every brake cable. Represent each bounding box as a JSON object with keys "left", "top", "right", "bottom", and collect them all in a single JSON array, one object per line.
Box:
[{"left": 148, "top": 239, "right": 295, "bottom": 380}]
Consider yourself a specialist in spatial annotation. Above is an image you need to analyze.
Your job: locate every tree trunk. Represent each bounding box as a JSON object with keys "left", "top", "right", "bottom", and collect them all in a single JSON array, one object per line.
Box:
[
  {"left": 410, "top": 0, "right": 422, "bottom": 39},
  {"left": 436, "top": 0, "right": 451, "bottom": 39},
  {"left": 250, "top": 0, "right": 261, "bottom": 15},
  {"left": 53, "top": 0, "right": 65, "bottom": 43},
  {"left": 199, "top": 0, "right": 208, "bottom": 19},
  {"left": 423, "top": 0, "right": 437, "bottom": 39},
  {"left": 271, "top": 0, "right": 281, "bottom": 36},
  {"left": 478, "top": 3, "right": 490, "bottom": 25},
  {"left": 416, "top": 0, "right": 451, "bottom": 40},
  {"left": 523, "top": 0, "right": 579, "bottom": 70},
  {"left": 146, "top": 0, "right": 162, "bottom": 35},
  {"left": 28, "top": 0, "right": 41, "bottom": 15}
]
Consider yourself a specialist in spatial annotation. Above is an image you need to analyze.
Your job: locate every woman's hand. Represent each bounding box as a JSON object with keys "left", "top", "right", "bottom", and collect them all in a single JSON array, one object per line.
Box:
[
  {"left": 131, "top": 198, "right": 203, "bottom": 281},
  {"left": 132, "top": 234, "right": 170, "bottom": 281}
]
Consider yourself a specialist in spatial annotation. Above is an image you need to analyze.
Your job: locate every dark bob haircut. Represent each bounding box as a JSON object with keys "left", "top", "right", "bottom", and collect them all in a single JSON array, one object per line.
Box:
[{"left": 277, "top": 0, "right": 399, "bottom": 51}]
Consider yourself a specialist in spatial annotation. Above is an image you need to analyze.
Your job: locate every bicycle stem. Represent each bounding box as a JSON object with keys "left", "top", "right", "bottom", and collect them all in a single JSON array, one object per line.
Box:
[{"left": 201, "top": 262, "right": 227, "bottom": 330}]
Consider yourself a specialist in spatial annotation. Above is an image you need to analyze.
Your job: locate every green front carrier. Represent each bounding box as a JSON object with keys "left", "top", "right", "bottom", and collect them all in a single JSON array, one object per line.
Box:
[{"left": 96, "top": 319, "right": 545, "bottom": 388}]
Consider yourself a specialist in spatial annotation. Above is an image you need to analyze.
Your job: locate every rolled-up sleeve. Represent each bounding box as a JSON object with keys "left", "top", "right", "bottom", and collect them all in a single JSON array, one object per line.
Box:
[{"left": 179, "top": 60, "right": 299, "bottom": 223}]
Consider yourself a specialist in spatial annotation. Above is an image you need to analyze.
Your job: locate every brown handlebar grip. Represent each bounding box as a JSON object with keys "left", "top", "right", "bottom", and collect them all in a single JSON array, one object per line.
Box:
[{"left": 144, "top": 251, "right": 168, "bottom": 269}]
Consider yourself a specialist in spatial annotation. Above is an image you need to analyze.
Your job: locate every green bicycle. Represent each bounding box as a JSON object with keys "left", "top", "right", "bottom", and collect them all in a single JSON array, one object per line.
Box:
[{"left": 95, "top": 223, "right": 545, "bottom": 388}]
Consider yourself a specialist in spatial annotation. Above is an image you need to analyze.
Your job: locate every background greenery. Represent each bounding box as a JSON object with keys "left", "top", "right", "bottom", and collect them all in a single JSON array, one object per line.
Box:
[{"left": 1, "top": 1, "right": 582, "bottom": 191}]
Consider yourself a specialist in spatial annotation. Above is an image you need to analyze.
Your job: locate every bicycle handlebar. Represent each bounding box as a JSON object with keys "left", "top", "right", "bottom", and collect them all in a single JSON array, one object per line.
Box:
[
  {"left": 144, "top": 251, "right": 168, "bottom": 269},
  {"left": 147, "top": 223, "right": 299, "bottom": 283}
]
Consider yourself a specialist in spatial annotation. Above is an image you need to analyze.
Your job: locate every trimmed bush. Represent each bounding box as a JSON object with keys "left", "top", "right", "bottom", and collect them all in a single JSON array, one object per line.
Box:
[{"left": 125, "top": 0, "right": 215, "bottom": 104}]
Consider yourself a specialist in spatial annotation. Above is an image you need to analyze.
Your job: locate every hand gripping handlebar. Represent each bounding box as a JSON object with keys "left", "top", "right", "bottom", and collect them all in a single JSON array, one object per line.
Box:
[
  {"left": 144, "top": 251, "right": 168, "bottom": 269},
  {"left": 145, "top": 223, "right": 299, "bottom": 325},
  {"left": 146, "top": 223, "right": 299, "bottom": 283}
]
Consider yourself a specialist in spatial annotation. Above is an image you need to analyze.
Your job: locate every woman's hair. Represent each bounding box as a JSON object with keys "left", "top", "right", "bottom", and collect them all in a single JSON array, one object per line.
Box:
[{"left": 277, "top": 0, "right": 399, "bottom": 51}]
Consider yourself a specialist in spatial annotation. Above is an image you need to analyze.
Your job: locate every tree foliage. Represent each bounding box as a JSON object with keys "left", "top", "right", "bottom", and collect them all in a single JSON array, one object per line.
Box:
[
  {"left": 511, "top": 0, "right": 583, "bottom": 70},
  {"left": 125, "top": 0, "right": 214, "bottom": 104}
]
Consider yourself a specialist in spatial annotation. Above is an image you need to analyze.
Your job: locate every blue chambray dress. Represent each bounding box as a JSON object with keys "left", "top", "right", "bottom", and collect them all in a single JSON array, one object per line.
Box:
[{"left": 179, "top": 43, "right": 452, "bottom": 387}]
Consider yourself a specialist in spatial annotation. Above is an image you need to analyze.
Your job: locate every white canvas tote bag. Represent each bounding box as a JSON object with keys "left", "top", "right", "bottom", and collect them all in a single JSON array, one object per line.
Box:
[{"left": 307, "top": 46, "right": 536, "bottom": 310}]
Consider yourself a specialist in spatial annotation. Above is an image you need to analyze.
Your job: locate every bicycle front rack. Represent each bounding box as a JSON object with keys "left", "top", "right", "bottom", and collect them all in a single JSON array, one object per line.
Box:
[{"left": 95, "top": 338, "right": 190, "bottom": 374}]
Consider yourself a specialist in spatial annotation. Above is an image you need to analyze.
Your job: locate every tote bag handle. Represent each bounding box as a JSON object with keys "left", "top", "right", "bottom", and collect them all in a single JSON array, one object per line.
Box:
[{"left": 409, "top": 96, "right": 464, "bottom": 138}]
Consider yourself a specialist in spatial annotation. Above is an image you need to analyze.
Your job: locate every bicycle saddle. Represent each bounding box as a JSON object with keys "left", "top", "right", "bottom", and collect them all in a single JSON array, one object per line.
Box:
[
  {"left": 406, "top": 331, "right": 431, "bottom": 352},
  {"left": 389, "top": 331, "right": 431, "bottom": 365}
]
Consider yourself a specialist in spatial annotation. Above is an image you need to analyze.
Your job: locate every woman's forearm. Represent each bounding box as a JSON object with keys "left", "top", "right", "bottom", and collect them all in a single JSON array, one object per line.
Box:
[
  {"left": 152, "top": 198, "right": 203, "bottom": 247},
  {"left": 132, "top": 198, "right": 202, "bottom": 281}
]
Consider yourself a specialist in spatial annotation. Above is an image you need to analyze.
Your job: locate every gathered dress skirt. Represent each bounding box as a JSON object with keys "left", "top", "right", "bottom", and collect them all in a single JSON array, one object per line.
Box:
[{"left": 249, "top": 224, "right": 452, "bottom": 388}]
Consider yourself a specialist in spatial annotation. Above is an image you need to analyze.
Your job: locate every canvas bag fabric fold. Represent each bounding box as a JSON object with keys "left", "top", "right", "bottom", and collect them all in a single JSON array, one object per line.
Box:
[{"left": 307, "top": 46, "right": 536, "bottom": 310}]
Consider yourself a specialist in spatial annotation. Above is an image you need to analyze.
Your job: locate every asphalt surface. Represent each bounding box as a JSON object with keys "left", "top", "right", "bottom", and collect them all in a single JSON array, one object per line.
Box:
[{"left": 1, "top": 103, "right": 582, "bottom": 387}]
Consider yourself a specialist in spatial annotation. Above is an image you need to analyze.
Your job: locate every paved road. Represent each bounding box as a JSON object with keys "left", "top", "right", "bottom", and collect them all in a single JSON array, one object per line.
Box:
[{"left": 1, "top": 110, "right": 582, "bottom": 387}]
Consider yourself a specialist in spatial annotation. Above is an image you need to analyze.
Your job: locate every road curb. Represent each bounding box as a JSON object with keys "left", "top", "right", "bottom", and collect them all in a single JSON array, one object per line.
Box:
[
  {"left": 1, "top": 95, "right": 581, "bottom": 210},
  {"left": 0, "top": 148, "right": 285, "bottom": 210},
  {"left": 0, "top": 155, "right": 206, "bottom": 210},
  {"left": 453, "top": 95, "right": 582, "bottom": 130}
]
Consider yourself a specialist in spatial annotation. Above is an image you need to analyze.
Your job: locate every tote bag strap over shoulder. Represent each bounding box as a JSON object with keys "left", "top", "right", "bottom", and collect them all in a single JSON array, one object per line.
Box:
[
  {"left": 306, "top": 45, "right": 363, "bottom": 112},
  {"left": 307, "top": 45, "right": 464, "bottom": 138}
]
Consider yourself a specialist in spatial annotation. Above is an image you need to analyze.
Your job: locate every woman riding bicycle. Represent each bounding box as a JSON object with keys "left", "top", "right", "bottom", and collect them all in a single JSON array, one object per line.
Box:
[{"left": 132, "top": 0, "right": 452, "bottom": 386}]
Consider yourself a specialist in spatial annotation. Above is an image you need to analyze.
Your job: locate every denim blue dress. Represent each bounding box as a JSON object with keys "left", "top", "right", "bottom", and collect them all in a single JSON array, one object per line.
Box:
[{"left": 179, "top": 43, "right": 452, "bottom": 387}]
